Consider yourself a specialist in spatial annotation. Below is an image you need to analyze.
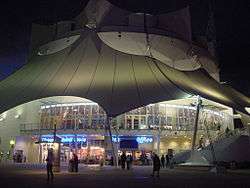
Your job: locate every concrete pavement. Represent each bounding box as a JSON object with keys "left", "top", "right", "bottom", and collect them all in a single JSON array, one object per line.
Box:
[{"left": 0, "top": 164, "right": 250, "bottom": 188}]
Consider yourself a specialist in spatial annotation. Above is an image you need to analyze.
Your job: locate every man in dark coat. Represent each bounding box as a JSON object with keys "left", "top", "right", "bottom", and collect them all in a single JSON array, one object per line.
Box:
[
  {"left": 73, "top": 153, "right": 79, "bottom": 172},
  {"left": 161, "top": 155, "right": 165, "bottom": 168},
  {"left": 120, "top": 152, "right": 126, "bottom": 170},
  {"left": 151, "top": 152, "right": 160, "bottom": 177},
  {"left": 165, "top": 154, "right": 169, "bottom": 167},
  {"left": 46, "top": 148, "right": 54, "bottom": 181}
]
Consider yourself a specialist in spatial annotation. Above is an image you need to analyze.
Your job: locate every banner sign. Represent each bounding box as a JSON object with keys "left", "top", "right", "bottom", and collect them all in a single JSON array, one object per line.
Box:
[
  {"left": 41, "top": 134, "right": 87, "bottom": 143},
  {"left": 112, "top": 136, "right": 153, "bottom": 144}
]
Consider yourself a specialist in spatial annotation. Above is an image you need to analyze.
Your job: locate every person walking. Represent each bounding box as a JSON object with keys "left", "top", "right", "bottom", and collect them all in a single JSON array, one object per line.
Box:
[
  {"left": 129, "top": 155, "right": 133, "bottom": 169},
  {"left": 165, "top": 154, "right": 169, "bottom": 168},
  {"left": 110, "top": 156, "right": 114, "bottom": 166},
  {"left": 46, "top": 148, "right": 54, "bottom": 181},
  {"left": 161, "top": 155, "right": 165, "bottom": 168},
  {"left": 73, "top": 153, "right": 79, "bottom": 172},
  {"left": 120, "top": 152, "right": 126, "bottom": 170},
  {"left": 151, "top": 152, "right": 161, "bottom": 177},
  {"left": 99, "top": 156, "right": 104, "bottom": 167},
  {"left": 126, "top": 154, "right": 133, "bottom": 170}
]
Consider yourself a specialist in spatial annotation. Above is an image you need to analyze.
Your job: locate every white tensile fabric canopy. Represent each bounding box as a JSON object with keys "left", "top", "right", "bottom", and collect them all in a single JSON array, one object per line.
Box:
[{"left": 0, "top": 30, "right": 249, "bottom": 117}]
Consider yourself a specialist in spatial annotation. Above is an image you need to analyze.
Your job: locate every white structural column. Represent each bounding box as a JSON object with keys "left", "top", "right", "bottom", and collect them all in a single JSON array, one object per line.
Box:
[
  {"left": 156, "top": 134, "right": 160, "bottom": 155},
  {"left": 53, "top": 124, "right": 61, "bottom": 172},
  {"left": 106, "top": 117, "right": 118, "bottom": 167}
]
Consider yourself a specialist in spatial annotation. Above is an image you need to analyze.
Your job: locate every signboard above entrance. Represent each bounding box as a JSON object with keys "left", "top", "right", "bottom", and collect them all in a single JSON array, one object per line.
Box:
[{"left": 41, "top": 134, "right": 87, "bottom": 143}]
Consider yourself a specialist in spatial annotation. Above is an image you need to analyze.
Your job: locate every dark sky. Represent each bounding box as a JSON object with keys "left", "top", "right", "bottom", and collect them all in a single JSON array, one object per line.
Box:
[{"left": 0, "top": 0, "right": 249, "bottom": 96}]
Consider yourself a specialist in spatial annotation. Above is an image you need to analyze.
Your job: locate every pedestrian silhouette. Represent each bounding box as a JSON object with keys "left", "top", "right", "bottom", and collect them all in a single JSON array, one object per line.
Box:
[
  {"left": 151, "top": 152, "right": 160, "bottom": 177},
  {"left": 46, "top": 148, "right": 54, "bottom": 181}
]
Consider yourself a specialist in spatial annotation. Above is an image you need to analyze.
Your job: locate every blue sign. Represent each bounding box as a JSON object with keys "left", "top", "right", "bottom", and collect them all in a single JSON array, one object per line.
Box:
[
  {"left": 112, "top": 137, "right": 120, "bottom": 142},
  {"left": 41, "top": 134, "right": 86, "bottom": 143},
  {"left": 136, "top": 136, "right": 153, "bottom": 144},
  {"left": 112, "top": 136, "right": 153, "bottom": 144}
]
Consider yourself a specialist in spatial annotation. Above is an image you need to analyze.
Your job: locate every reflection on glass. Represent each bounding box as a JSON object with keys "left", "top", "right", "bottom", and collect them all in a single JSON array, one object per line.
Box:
[{"left": 39, "top": 102, "right": 232, "bottom": 132}]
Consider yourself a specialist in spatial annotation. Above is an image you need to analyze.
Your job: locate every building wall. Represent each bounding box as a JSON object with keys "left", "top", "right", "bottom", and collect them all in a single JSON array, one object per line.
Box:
[
  {"left": 0, "top": 101, "right": 40, "bottom": 155},
  {"left": 15, "top": 136, "right": 40, "bottom": 163},
  {"left": 0, "top": 96, "right": 236, "bottom": 161},
  {"left": 160, "top": 137, "right": 192, "bottom": 154}
]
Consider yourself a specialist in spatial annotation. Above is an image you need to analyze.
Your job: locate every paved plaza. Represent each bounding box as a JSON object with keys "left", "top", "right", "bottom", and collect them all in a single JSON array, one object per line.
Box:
[{"left": 0, "top": 164, "right": 250, "bottom": 188}]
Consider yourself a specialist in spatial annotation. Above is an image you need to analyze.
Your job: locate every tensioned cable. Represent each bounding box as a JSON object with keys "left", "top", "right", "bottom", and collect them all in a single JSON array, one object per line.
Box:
[
  {"left": 85, "top": 44, "right": 102, "bottom": 97},
  {"left": 145, "top": 56, "right": 175, "bottom": 99},
  {"left": 62, "top": 36, "right": 88, "bottom": 94},
  {"left": 38, "top": 33, "right": 97, "bottom": 101},
  {"left": 110, "top": 51, "right": 117, "bottom": 112},
  {"left": 150, "top": 57, "right": 194, "bottom": 97},
  {"left": 130, "top": 55, "right": 143, "bottom": 107},
  {"left": 36, "top": 2, "right": 78, "bottom": 97},
  {"left": 35, "top": 20, "right": 88, "bottom": 100},
  {"left": 36, "top": 47, "right": 73, "bottom": 98},
  {"left": 143, "top": 12, "right": 194, "bottom": 97}
]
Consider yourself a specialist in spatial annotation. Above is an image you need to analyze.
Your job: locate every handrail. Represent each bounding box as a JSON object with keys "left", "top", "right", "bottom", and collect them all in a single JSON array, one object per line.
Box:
[{"left": 20, "top": 123, "right": 217, "bottom": 132}]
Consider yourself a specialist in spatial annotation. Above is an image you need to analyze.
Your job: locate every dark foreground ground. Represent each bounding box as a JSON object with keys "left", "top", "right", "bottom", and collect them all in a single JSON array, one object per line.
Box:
[{"left": 1, "top": 164, "right": 250, "bottom": 188}]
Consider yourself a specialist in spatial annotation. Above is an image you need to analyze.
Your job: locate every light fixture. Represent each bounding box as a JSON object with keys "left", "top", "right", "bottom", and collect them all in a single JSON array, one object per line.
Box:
[
  {"left": 245, "top": 107, "right": 250, "bottom": 115},
  {"left": 233, "top": 114, "right": 242, "bottom": 119},
  {"left": 14, "top": 114, "right": 20, "bottom": 119},
  {"left": 10, "top": 140, "right": 15, "bottom": 146}
]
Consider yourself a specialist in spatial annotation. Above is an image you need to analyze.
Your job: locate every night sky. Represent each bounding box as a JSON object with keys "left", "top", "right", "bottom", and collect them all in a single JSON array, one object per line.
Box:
[{"left": 0, "top": 0, "right": 249, "bottom": 96}]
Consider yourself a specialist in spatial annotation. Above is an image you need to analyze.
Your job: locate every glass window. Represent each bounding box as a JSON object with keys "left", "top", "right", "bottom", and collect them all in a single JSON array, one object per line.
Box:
[
  {"left": 139, "top": 116, "right": 148, "bottom": 129},
  {"left": 99, "top": 118, "right": 105, "bottom": 129},
  {"left": 134, "top": 117, "right": 139, "bottom": 129},
  {"left": 126, "top": 116, "right": 132, "bottom": 129}
]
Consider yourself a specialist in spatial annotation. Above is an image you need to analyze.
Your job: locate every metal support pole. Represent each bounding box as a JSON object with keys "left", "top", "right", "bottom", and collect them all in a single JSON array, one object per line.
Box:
[
  {"left": 38, "top": 110, "right": 42, "bottom": 163},
  {"left": 53, "top": 123, "right": 61, "bottom": 172},
  {"left": 157, "top": 134, "right": 160, "bottom": 155},
  {"left": 106, "top": 116, "right": 118, "bottom": 167},
  {"left": 74, "top": 111, "right": 77, "bottom": 153},
  {"left": 203, "top": 113, "right": 217, "bottom": 164},
  {"left": 191, "top": 96, "right": 202, "bottom": 160},
  {"left": 157, "top": 116, "right": 161, "bottom": 155},
  {"left": 191, "top": 96, "right": 202, "bottom": 150},
  {"left": 53, "top": 124, "right": 57, "bottom": 142},
  {"left": 115, "top": 118, "right": 119, "bottom": 167}
]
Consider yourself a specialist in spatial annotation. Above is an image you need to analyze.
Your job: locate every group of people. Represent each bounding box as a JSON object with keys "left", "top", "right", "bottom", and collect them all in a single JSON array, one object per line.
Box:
[
  {"left": 152, "top": 153, "right": 174, "bottom": 177},
  {"left": 139, "top": 153, "right": 150, "bottom": 165},
  {"left": 69, "top": 153, "right": 79, "bottom": 172},
  {"left": 46, "top": 149, "right": 79, "bottom": 182},
  {"left": 120, "top": 152, "right": 133, "bottom": 170},
  {"left": 13, "top": 152, "right": 26, "bottom": 163},
  {"left": 151, "top": 152, "right": 161, "bottom": 177},
  {"left": 160, "top": 154, "right": 171, "bottom": 168},
  {"left": 45, "top": 149, "right": 173, "bottom": 181}
]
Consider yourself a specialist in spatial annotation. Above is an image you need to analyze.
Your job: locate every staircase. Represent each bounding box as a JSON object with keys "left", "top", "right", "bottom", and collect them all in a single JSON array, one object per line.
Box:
[{"left": 174, "top": 128, "right": 250, "bottom": 164}]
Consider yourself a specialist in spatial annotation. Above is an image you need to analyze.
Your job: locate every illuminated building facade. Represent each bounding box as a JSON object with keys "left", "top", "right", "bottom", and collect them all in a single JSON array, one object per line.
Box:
[
  {"left": 0, "top": 96, "right": 236, "bottom": 164},
  {"left": 0, "top": 0, "right": 248, "bottom": 165}
]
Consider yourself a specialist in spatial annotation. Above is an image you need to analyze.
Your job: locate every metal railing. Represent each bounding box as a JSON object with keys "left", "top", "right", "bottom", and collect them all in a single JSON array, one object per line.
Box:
[
  {"left": 213, "top": 128, "right": 249, "bottom": 143},
  {"left": 21, "top": 123, "right": 213, "bottom": 132},
  {"left": 20, "top": 123, "right": 40, "bottom": 132}
]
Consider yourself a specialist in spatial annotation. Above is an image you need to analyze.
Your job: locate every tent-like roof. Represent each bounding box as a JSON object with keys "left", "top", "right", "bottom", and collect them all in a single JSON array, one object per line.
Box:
[{"left": 0, "top": 30, "right": 249, "bottom": 117}]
